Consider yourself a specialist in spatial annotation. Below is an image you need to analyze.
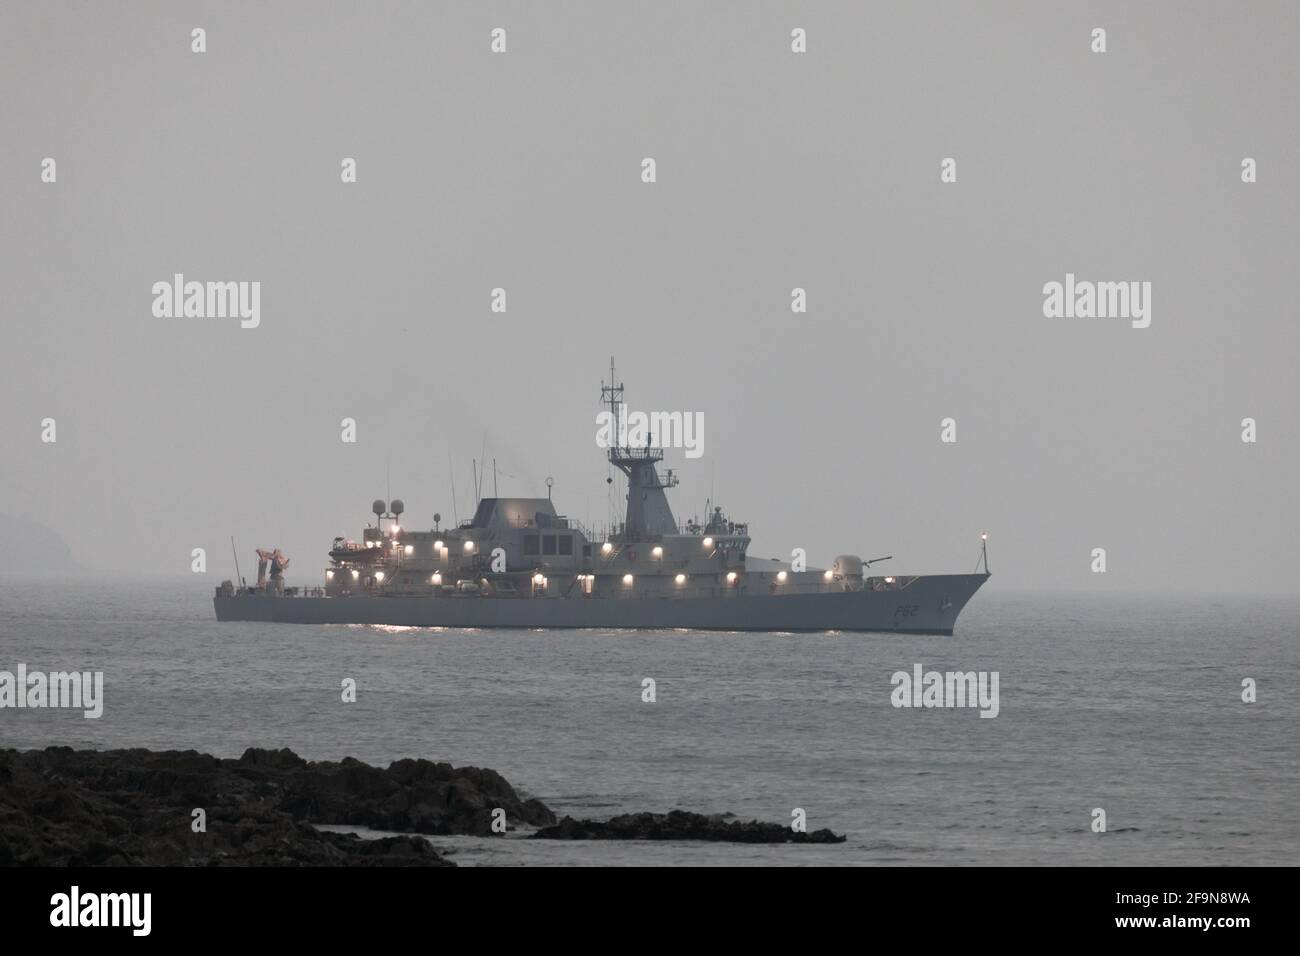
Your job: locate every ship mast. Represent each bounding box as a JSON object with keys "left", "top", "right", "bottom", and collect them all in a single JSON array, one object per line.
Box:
[
  {"left": 600, "top": 356, "right": 625, "bottom": 454},
  {"left": 601, "top": 358, "right": 679, "bottom": 541}
]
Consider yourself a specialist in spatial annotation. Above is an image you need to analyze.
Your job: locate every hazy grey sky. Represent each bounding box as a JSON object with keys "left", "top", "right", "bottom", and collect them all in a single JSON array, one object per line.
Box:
[{"left": 3, "top": 2, "right": 1297, "bottom": 593}]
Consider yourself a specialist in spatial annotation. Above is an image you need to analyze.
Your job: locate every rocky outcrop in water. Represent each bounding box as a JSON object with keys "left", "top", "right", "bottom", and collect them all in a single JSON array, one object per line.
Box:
[
  {"left": 0, "top": 746, "right": 554, "bottom": 866},
  {"left": 532, "top": 810, "right": 847, "bottom": 843},
  {"left": 0, "top": 747, "right": 844, "bottom": 865}
]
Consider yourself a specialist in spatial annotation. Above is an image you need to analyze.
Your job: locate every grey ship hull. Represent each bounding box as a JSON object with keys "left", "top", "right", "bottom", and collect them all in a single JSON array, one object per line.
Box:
[{"left": 214, "top": 572, "right": 989, "bottom": 635}]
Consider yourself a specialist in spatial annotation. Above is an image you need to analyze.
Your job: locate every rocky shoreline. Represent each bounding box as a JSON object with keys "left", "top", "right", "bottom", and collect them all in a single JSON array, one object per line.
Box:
[{"left": 0, "top": 747, "right": 842, "bottom": 866}]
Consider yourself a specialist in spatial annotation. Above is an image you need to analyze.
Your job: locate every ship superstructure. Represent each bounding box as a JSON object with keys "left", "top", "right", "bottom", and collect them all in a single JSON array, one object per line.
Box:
[{"left": 215, "top": 364, "right": 990, "bottom": 633}]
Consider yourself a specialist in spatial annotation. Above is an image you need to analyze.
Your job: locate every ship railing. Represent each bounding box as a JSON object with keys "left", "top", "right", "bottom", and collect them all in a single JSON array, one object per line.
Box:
[
  {"left": 608, "top": 445, "right": 664, "bottom": 461},
  {"left": 679, "top": 522, "right": 749, "bottom": 536},
  {"left": 502, "top": 515, "right": 590, "bottom": 534}
]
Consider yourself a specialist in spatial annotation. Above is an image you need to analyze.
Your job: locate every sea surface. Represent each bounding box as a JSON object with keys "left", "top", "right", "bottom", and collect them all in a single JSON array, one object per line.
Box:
[{"left": 1, "top": 579, "right": 1296, "bottom": 866}]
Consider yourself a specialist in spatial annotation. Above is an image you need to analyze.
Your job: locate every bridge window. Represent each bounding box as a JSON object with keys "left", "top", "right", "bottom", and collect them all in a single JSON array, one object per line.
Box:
[
  {"left": 524, "top": 535, "right": 540, "bottom": 556},
  {"left": 558, "top": 535, "right": 573, "bottom": 555},
  {"left": 543, "top": 534, "right": 558, "bottom": 555}
]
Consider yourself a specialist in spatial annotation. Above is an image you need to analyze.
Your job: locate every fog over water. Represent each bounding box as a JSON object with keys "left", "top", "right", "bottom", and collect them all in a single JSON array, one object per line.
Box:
[{"left": 2, "top": 2, "right": 1297, "bottom": 594}]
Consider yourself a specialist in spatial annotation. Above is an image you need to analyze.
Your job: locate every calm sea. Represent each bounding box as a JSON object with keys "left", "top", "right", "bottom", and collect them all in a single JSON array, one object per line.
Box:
[{"left": 1, "top": 579, "right": 1296, "bottom": 866}]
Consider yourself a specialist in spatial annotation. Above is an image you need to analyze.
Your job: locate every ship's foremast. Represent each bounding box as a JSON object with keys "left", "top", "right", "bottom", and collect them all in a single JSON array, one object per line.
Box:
[{"left": 601, "top": 358, "right": 680, "bottom": 541}]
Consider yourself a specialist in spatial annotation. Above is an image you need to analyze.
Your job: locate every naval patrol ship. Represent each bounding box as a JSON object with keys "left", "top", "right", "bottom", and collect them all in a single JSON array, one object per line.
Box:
[{"left": 214, "top": 366, "right": 990, "bottom": 633}]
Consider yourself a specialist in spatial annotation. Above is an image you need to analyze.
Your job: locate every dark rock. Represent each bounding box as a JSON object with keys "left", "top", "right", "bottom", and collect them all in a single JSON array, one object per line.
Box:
[
  {"left": 0, "top": 747, "right": 844, "bottom": 864},
  {"left": 0, "top": 746, "right": 555, "bottom": 866},
  {"left": 238, "top": 747, "right": 306, "bottom": 770},
  {"left": 532, "top": 809, "right": 847, "bottom": 843}
]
